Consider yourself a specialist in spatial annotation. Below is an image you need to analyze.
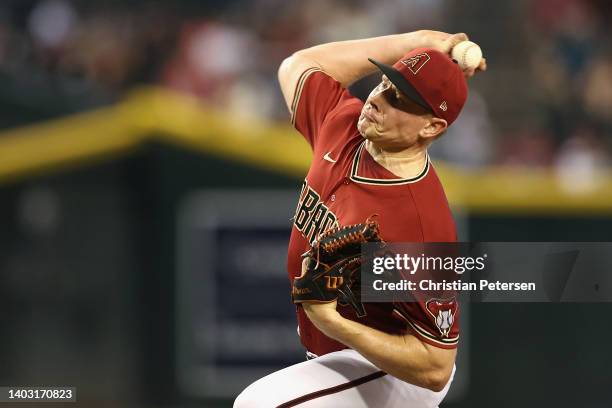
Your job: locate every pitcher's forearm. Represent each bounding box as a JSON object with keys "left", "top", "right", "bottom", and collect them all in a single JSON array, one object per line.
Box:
[
  {"left": 292, "top": 31, "right": 426, "bottom": 86},
  {"left": 278, "top": 30, "right": 472, "bottom": 110},
  {"left": 304, "top": 305, "right": 455, "bottom": 392}
]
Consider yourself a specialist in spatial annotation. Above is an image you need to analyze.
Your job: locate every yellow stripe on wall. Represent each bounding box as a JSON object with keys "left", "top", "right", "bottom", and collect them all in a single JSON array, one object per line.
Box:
[
  {"left": 0, "top": 86, "right": 610, "bottom": 215},
  {"left": 0, "top": 104, "right": 144, "bottom": 183}
]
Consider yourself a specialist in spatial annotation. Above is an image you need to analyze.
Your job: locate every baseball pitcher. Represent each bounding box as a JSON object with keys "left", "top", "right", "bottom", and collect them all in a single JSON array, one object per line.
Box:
[{"left": 234, "top": 29, "right": 486, "bottom": 408}]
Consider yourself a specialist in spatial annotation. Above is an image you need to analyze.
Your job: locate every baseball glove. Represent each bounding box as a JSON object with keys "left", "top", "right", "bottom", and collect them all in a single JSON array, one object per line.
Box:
[{"left": 291, "top": 216, "right": 383, "bottom": 317}]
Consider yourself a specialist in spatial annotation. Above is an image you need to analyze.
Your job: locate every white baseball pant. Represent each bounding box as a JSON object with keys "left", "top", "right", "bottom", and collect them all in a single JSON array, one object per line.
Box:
[{"left": 234, "top": 348, "right": 455, "bottom": 408}]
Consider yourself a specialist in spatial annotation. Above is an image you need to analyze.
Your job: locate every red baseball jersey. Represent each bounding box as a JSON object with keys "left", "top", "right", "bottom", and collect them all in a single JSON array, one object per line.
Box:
[{"left": 287, "top": 68, "right": 460, "bottom": 356}]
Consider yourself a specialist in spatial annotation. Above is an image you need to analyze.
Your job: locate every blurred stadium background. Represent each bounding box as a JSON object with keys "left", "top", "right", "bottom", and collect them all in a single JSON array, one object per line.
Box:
[{"left": 0, "top": 0, "right": 611, "bottom": 407}]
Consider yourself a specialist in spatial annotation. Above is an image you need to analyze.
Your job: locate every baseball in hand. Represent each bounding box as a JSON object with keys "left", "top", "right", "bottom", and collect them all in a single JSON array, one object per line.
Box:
[{"left": 451, "top": 41, "right": 483, "bottom": 71}]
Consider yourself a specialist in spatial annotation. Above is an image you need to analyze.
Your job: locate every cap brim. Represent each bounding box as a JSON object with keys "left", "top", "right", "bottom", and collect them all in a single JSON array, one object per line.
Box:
[{"left": 368, "top": 58, "right": 432, "bottom": 112}]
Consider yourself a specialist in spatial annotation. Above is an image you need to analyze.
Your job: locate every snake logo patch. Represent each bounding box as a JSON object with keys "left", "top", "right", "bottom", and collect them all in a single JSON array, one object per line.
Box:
[{"left": 426, "top": 297, "right": 458, "bottom": 338}]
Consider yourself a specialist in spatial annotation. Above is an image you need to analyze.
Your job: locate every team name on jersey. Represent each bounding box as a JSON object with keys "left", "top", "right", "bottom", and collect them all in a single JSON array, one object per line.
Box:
[{"left": 293, "top": 180, "right": 338, "bottom": 245}]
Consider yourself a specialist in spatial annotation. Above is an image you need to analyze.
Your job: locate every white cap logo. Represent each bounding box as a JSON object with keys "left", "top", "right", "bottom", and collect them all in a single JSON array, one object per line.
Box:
[
  {"left": 439, "top": 101, "right": 448, "bottom": 111},
  {"left": 401, "top": 53, "right": 431, "bottom": 75}
]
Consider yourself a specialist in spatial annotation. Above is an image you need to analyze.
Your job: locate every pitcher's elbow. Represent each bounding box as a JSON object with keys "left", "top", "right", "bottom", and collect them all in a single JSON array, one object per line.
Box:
[{"left": 425, "top": 367, "right": 452, "bottom": 392}]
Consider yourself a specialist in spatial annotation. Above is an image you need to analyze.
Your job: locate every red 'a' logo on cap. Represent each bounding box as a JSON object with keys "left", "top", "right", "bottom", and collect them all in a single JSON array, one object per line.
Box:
[
  {"left": 401, "top": 53, "right": 431, "bottom": 75},
  {"left": 426, "top": 297, "right": 458, "bottom": 337}
]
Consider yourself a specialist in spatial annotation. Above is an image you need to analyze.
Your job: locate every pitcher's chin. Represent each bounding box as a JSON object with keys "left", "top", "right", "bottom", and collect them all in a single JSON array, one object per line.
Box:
[{"left": 357, "top": 115, "right": 371, "bottom": 138}]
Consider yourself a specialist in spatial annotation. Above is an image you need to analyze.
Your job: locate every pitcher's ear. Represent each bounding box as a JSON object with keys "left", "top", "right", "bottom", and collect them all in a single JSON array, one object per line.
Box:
[{"left": 420, "top": 117, "right": 447, "bottom": 140}]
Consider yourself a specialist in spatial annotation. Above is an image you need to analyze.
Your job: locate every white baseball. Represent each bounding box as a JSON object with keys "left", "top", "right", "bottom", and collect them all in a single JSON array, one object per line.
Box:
[{"left": 451, "top": 41, "right": 482, "bottom": 71}]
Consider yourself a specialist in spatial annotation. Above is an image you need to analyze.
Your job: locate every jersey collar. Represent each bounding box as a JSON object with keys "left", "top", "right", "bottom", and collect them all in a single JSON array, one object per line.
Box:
[{"left": 350, "top": 141, "right": 430, "bottom": 185}]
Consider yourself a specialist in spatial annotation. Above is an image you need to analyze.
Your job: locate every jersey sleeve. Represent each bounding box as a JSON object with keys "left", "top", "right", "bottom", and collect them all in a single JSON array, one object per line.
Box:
[
  {"left": 290, "top": 68, "right": 348, "bottom": 149},
  {"left": 391, "top": 244, "right": 460, "bottom": 349},
  {"left": 393, "top": 297, "right": 460, "bottom": 349},
  {"left": 386, "top": 187, "right": 460, "bottom": 349}
]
